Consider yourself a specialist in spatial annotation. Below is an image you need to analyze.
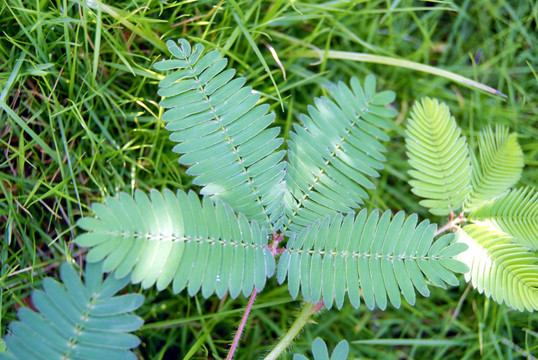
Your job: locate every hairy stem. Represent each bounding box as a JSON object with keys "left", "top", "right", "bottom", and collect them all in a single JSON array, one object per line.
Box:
[
  {"left": 226, "top": 232, "right": 283, "bottom": 359},
  {"left": 226, "top": 289, "right": 258, "bottom": 360},
  {"left": 263, "top": 301, "right": 321, "bottom": 360}
]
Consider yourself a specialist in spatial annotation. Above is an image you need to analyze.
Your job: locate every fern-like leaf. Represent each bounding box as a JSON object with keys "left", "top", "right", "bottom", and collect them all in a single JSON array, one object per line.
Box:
[
  {"left": 277, "top": 210, "right": 468, "bottom": 310},
  {"left": 465, "top": 124, "right": 524, "bottom": 210},
  {"left": 293, "top": 338, "right": 349, "bottom": 360},
  {"left": 1, "top": 263, "right": 143, "bottom": 360},
  {"left": 455, "top": 224, "right": 538, "bottom": 312},
  {"left": 285, "top": 76, "right": 396, "bottom": 232},
  {"left": 154, "top": 39, "right": 286, "bottom": 229},
  {"left": 405, "top": 97, "right": 472, "bottom": 216},
  {"left": 469, "top": 187, "right": 538, "bottom": 250},
  {"left": 75, "top": 189, "right": 275, "bottom": 299}
]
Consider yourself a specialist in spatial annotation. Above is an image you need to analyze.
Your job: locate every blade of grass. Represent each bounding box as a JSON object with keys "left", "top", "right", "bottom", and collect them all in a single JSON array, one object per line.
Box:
[
  {"left": 0, "top": 103, "right": 60, "bottom": 164},
  {"left": 92, "top": 6, "right": 102, "bottom": 82},
  {"left": 353, "top": 338, "right": 472, "bottom": 346},
  {"left": 88, "top": 0, "right": 167, "bottom": 52},
  {"left": 296, "top": 49, "right": 507, "bottom": 97},
  {"left": 231, "top": 11, "right": 284, "bottom": 109},
  {"left": 0, "top": 53, "right": 25, "bottom": 106}
]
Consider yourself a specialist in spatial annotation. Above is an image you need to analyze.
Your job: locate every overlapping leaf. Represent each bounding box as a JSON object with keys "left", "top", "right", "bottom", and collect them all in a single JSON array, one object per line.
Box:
[
  {"left": 277, "top": 210, "right": 468, "bottom": 310},
  {"left": 75, "top": 189, "right": 275, "bottom": 299},
  {"left": 465, "top": 124, "right": 524, "bottom": 210},
  {"left": 455, "top": 224, "right": 538, "bottom": 312},
  {"left": 293, "top": 338, "right": 349, "bottom": 360},
  {"left": 405, "top": 97, "right": 472, "bottom": 216},
  {"left": 1, "top": 263, "right": 143, "bottom": 360},
  {"left": 469, "top": 187, "right": 538, "bottom": 250},
  {"left": 154, "top": 39, "right": 286, "bottom": 229},
  {"left": 284, "top": 76, "right": 396, "bottom": 232}
]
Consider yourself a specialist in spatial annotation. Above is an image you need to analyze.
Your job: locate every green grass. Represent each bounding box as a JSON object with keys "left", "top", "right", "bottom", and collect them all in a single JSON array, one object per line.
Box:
[{"left": 1, "top": 0, "right": 536, "bottom": 359}]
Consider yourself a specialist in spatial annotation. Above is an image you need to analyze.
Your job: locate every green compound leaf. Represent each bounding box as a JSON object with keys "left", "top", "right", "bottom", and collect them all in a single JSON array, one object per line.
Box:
[
  {"left": 155, "top": 39, "right": 286, "bottom": 230},
  {"left": 285, "top": 75, "right": 396, "bottom": 232},
  {"left": 455, "top": 224, "right": 538, "bottom": 312},
  {"left": 465, "top": 124, "right": 524, "bottom": 211},
  {"left": 2, "top": 263, "right": 143, "bottom": 360},
  {"left": 277, "top": 210, "right": 468, "bottom": 310},
  {"left": 293, "top": 338, "right": 349, "bottom": 360},
  {"left": 76, "top": 189, "right": 275, "bottom": 299},
  {"left": 405, "top": 97, "right": 471, "bottom": 216},
  {"left": 469, "top": 187, "right": 538, "bottom": 250}
]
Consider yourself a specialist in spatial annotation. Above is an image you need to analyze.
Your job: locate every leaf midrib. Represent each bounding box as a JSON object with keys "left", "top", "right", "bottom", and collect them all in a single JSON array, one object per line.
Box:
[
  {"left": 286, "top": 98, "right": 374, "bottom": 229},
  {"left": 179, "top": 48, "right": 275, "bottom": 230}
]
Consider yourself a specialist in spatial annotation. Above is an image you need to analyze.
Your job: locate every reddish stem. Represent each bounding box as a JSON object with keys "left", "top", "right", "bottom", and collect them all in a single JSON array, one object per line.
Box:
[
  {"left": 434, "top": 211, "right": 466, "bottom": 236},
  {"left": 226, "top": 232, "right": 284, "bottom": 359},
  {"left": 311, "top": 300, "right": 325, "bottom": 314},
  {"left": 226, "top": 288, "right": 258, "bottom": 360},
  {"left": 271, "top": 232, "right": 284, "bottom": 255}
]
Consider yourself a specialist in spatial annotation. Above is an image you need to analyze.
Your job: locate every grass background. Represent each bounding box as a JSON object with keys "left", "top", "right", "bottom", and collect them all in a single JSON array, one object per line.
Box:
[{"left": 1, "top": 0, "right": 537, "bottom": 359}]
